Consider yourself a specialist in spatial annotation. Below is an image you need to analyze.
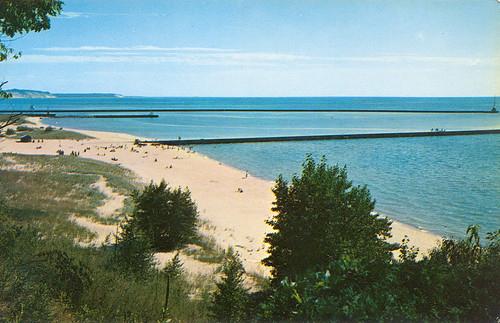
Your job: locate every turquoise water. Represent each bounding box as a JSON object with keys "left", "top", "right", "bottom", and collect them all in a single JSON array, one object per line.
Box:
[
  {"left": 2, "top": 97, "right": 499, "bottom": 238},
  {"left": 195, "top": 135, "right": 500, "bottom": 239}
]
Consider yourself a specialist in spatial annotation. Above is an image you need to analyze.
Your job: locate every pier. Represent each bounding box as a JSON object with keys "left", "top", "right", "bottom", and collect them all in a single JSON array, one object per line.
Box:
[
  {"left": 49, "top": 114, "right": 159, "bottom": 118},
  {"left": 0, "top": 108, "right": 497, "bottom": 114},
  {"left": 142, "top": 129, "right": 500, "bottom": 146}
]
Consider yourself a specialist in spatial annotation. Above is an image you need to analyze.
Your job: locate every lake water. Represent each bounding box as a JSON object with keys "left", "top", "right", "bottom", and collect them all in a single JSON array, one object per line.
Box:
[{"left": 2, "top": 97, "right": 499, "bottom": 238}]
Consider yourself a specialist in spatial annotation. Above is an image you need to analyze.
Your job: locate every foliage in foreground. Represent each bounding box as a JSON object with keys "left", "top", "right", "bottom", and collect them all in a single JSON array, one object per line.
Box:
[
  {"left": 264, "top": 155, "right": 396, "bottom": 281},
  {"left": 210, "top": 249, "right": 249, "bottom": 322},
  {"left": 260, "top": 226, "right": 500, "bottom": 322},
  {"left": 259, "top": 156, "right": 500, "bottom": 322},
  {"left": 0, "top": 155, "right": 212, "bottom": 322},
  {"left": 1, "top": 153, "right": 498, "bottom": 322},
  {"left": 0, "top": 200, "right": 212, "bottom": 322}
]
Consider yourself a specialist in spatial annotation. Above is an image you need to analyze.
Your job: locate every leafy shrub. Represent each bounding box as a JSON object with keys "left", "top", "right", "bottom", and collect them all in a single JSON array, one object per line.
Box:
[
  {"left": 259, "top": 225, "right": 500, "bottom": 322},
  {"left": 163, "top": 252, "right": 184, "bottom": 278},
  {"left": 210, "top": 249, "right": 249, "bottom": 322},
  {"left": 263, "top": 155, "right": 396, "bottom": 281},
  {"left": 34, "top": 250, "right": 92, "bottom": 308},
  {"left": 5, "top": 128, "right": 15, "bottom": 135},
  {"left": 0, "top": 217, "right": 89, "bottom": 320},
  {"left": 16, "top": 125, "right": 33, "bottom": 131},
  {"left": 127, "top": 180, "right": 198, "bottom": 251},
  {"left": 108, "top": 220, "right": 156, "bottom": 277}
]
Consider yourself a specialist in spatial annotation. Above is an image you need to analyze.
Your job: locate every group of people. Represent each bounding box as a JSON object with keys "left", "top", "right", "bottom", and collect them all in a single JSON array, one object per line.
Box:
[{"left": 430, "top": 128, "right": 446, "bottom": 132}]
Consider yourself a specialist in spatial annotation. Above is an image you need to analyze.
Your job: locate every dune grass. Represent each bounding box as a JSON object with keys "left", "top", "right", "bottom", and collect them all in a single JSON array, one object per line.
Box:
[
  {"left": 0, "top": 152, "right": 221, "bottom": 321},
  {"left": 14, "top": 127, "right": 93, "bottom": 140},
  {"left": 187, "top": 233, "right": 227, "bottom": 264},
  {"left": 0, "top": 153, "right": 136, "bottom": 236}
]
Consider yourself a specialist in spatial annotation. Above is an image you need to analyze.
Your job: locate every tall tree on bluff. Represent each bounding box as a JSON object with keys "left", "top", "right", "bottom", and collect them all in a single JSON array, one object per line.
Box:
[
  {"left": 0, "top": 0, "right": 63, "bottom": 129},
  {"left": 263, "top": 156, "right": 397, "bottom": 281}
]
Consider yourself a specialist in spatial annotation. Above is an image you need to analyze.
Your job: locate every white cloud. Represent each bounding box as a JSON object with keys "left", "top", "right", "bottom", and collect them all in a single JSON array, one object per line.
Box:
[
  {"left": 38, "top": 46, "right": 238, "bottom": 53},
  {"left": 54, "top": 12, "right": 169, "bottom": 19},
  {"left": 56, "top": 11, "right": 87, "bottom": 19},
  {"left": 12, "top": 47, "right": 499, "bottom": 68},
  {"left": 13, "top": 53, "right": 308, "bottom": 66}
]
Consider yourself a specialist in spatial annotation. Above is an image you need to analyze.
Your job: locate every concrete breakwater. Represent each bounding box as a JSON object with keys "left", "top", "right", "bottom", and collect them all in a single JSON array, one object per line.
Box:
[
  {"left": 143, "top": 129, "right": 500, "bottom": 146},
  {"left": 49, "top": 114, "right": 159, "bottom": 118},
  {"left": 1, "top": 108, "right": 497, "bottom": 114}
]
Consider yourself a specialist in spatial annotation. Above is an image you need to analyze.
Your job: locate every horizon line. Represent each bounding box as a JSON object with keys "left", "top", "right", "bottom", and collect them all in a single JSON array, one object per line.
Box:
[{"left": 4, "top": 89, "right": 499, "bottom": 99}]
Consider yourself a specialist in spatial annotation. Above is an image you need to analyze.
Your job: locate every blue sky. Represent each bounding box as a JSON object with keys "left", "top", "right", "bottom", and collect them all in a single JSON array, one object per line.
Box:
[{"left": 1, "top": 0, "right": 499, "bottom": 96}]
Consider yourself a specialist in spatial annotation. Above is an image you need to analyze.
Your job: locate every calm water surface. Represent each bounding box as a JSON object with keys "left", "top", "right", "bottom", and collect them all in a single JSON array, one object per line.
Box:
[{"left": 2, "top": 97, "right": 499, "bottom": 238}]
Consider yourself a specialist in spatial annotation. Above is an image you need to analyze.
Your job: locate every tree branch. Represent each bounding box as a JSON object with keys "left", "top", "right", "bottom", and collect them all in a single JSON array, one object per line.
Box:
[{"left": 0, "top": 113, "right": 21, "bottom": 131}]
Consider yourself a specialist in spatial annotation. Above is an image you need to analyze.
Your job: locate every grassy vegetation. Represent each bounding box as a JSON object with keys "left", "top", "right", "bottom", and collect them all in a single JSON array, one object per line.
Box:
[
  {"left": 0, "top": 153, "right": 227, "bottom": 321},
  {"left": 0, "top": 154, "right": 136, "bottom": 226},
  {"left": 10, "top": 154, "right": 137, "bottom": 195},
  {"left": 0, "top": 209, "right": 215, "bottom": 322},
  {"left": 15, "top": 127, "right": 93, "bottom": 140},
  {"left": 2, "top": 153, "right": 497, "bottom": 321},
  {"left": 187, "top": 234, "right": 226, "bottom": 264}
]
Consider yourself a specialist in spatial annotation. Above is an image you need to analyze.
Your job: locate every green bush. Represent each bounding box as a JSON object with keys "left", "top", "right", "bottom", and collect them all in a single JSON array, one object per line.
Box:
[
  {"left": 258, "top": 157, "right": 499, "bottom": 321},
  {"left": 163, "top": 252, "right": 184, "bottom": 278},
  {"left": 210, "top": 249, "right": 249, "bottom": 322},
  {"left": 5, "top": 128, "right": 15, "bottom": 135},
  {"left": 0, "top": 157, "right": 212, "bottom": 322},
  {"left": 127, "top": 180, "right": 199, "bottom": 251},
  {"left": 259, "top": 226, "right": 500, "bottom": 322},
  {"left": 16, "top": 125, "right": 33, "bottom": 131},
  {"left": 107, "top": 220, "right": 156, "bottom": 277},
  {"left": 0, "top": 216, "right": 89, "bottom": 321},
  {"left": 263, "top": 156, "right": 396, "bottom": 281}
]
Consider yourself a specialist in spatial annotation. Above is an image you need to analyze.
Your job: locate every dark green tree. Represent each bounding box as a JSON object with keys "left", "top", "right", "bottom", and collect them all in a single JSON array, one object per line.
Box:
[
  {"left": 210, "top": 248, "right": 249, "bottom": 322},
  {"left": 163, "top": 252, "right": 184, "bottom": 278},
  {"left": 401, "top": 225, "right": 500, "bottom": 321},
  {"left": 34, "top": 250, "right": 92, "bottom": 308},
  {"left": 259, "top": 225, "right": 500, "bottom": 322},
  {"left": 263, "top": 155, "right": 396, "bottom": 281},
  {"left": 110, "top": 220, "right": 156, "bottom": 277},
  {"left": 128, "top": 180, "right": 198, "bottom": 251}
]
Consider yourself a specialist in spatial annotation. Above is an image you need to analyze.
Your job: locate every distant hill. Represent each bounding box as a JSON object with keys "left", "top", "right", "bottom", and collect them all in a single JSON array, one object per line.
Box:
[
  {"left": 54, "top": 93, "right": 124, "bottom": 98},
  {"left": 6, "top": 89, "right": 123, "bottom": 99},
  {"left": 7, "top": 89, "right": 56, "bottom": 98}
]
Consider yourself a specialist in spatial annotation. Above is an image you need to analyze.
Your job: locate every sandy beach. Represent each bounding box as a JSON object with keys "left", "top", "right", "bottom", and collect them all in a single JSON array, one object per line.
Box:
[{"left": 0, "top": 117, "right": 441, "bottom": 274}]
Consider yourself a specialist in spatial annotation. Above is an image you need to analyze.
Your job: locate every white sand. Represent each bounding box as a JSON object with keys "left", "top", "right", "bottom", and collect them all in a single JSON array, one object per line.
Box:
[
  {"left": 91, "top": 175, "right": 126, "bottom": 218},
  {"left": 71, "top": 215, "right": 119, "bottom": 245},
  {"left": 0, "top": 117, "right": 442, "bottom": 274}
]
